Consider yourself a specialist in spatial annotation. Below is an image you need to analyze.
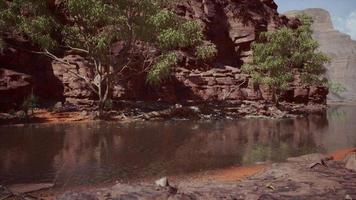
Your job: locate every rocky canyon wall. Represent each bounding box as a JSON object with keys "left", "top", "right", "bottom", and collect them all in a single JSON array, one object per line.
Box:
[
  {"left": 0, "top": 0, "right": 328, "bottom": 110},
  {"left": 285, "top": 8, "right": 356, "bottom": 102}
]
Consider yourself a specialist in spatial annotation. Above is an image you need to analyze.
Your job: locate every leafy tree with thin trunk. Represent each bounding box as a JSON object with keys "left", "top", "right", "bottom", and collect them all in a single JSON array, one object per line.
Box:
[
  {"left": 242, "top": 14, "right": 330, "bottom": 105},
  {"left": 0, "top": 0, "right": 217, "bottom": 117}
]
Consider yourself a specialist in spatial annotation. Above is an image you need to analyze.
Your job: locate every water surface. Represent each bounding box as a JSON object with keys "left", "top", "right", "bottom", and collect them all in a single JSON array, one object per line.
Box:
[{"left": 0, "top": 105, "right": 355, "bottom": 186}]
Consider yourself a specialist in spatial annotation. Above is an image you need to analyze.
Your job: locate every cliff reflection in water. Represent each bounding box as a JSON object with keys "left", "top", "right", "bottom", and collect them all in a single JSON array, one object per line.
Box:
[{"left": 0, "top": 106, "right": 356, "bottom": 186}]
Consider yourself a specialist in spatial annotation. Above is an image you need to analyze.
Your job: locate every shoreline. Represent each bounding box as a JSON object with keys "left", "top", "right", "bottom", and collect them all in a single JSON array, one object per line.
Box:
[
  {"left": 57, "top": 148, "right": 356, "bottom": 200},
  {"left": 3, "top": 99, "right": 355, "bottom": 127},
  {"left": 0, "top": 104, "right": 354, "bottom": 199},
  {"left": 327, "top": 101, "right": 356, "bottom": 106},
  {"left": 2, "top": 148, "right": 355, "bottom": 200},
  {"left": 0, "top": 101, "right": 332, "bottom": 126}
]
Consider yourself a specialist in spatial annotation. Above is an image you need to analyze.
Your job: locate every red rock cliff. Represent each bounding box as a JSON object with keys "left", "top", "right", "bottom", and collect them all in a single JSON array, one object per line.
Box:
[{"left": 0, "top": 0, "right": 327, "bottom": 110}]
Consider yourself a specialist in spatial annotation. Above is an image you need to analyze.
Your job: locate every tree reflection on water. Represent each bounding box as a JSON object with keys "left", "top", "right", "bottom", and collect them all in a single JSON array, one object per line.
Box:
[{"left": 0, "top": 105, "right": 355, "bottom": 186}]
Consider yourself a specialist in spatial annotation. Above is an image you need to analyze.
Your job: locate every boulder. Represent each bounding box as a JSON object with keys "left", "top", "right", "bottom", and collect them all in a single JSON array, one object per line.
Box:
[
  {"left": 344, "top": 152, "right": 356, "bottom": 171},
  {"left": 155, "top": 177, "right": 169, "bottom": 187}
]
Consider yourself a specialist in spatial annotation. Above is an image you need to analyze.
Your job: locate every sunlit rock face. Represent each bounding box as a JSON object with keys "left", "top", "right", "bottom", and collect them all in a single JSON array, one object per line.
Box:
[{"left": 285, "top": 8, "right": 356, "bottom": 102}]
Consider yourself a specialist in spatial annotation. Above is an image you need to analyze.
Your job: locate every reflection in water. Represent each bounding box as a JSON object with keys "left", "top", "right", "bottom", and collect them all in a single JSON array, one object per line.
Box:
[
  {"left": 0, "top": 106, "right": 355, "bottom": 186},
  {"left": 314, "top": 105, "right": 356, "bottom": 151}
]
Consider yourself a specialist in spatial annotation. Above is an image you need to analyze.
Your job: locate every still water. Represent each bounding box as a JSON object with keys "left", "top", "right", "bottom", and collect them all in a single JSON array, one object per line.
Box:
[{"left": 0, "top": 105, "right": 355, "bottom": 186}]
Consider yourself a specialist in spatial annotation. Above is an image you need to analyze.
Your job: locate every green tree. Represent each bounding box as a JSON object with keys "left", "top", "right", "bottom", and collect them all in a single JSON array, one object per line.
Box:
[
  {"left": 0, "top": 0, "right": 216, "bottom": 117},
  {"left": 242, "top": 14, "right": 330, "bottom": 104}
]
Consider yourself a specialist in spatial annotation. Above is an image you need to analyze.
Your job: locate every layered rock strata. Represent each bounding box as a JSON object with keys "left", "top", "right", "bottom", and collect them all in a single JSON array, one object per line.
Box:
[
  {"left": 0, "top": 1, "right": 328, "bottom": 110},
  {"left": 50, "top": 0, "right": 324, "bottom": 106}
]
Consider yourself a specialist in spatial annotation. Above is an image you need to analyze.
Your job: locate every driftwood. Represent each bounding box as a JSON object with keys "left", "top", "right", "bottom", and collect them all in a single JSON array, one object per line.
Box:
[
  {"left": 309, "top": 156, "right": 333, "bottom": 169},
  {"left": 309, "top": 159, "right": 327, "bottom": 169},
  {"left": 0, "top": 183, "right": 54, "bottom": 200}
]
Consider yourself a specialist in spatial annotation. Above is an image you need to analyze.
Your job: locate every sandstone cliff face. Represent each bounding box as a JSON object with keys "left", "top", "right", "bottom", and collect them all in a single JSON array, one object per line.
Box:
[
  {"left": 51, "top": 0, "right": 323, "bottom": 106},
  {"left": 285, "top": 8, "right": 356, "bottom": 102},
  {"left": 173, "top": 0, "right": 290, "bottom": 65},
  {"left": 0, "top": 1, "right": 328, "bottom": 110}
]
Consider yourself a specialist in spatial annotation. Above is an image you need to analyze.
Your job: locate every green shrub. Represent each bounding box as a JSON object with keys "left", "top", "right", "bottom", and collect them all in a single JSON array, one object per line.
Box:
[
  {"left": 196, "top": 42, "right": 218, "bottom": 60},
  {"left": 242, "top": 14, "right": 330, "bottom": 104}
]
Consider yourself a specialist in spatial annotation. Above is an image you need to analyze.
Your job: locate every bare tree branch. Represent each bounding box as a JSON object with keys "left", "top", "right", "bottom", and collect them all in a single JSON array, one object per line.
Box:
[
  {"left": 63, "top": 45, "right": 90, "bottom": 54},
  {"left": 42, "top": 49, "right": 99, "bottom": 95}
]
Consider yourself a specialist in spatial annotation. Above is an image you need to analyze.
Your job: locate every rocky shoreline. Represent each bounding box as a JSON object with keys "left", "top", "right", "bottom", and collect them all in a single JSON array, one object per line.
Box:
[
  {"left": 1, "top": 150, "right": 355, "bottom": 200},
  {"left": 52, "top": 151, "right": 356, "bottom": 200},
  {"left": 0, "top": 101, "right": 327, "bottom": 126}
]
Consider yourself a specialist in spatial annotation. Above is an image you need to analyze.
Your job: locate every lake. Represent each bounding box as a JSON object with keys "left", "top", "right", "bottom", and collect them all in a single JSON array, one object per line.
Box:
[{"left": 0, "top": 105, "right": 355, "bottom": 186}]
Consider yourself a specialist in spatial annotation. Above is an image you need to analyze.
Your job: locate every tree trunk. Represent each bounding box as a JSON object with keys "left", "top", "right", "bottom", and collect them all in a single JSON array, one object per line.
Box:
[
  {"left": 97, "top": 72, "right": 105, "bottom": 118},
  {"left": 97, "top": 73, "right": 110, "bottom": 119},
  {"left": 275, "top": 94, "right": 280, "bottom": 107},
  {"left": 272, "top": 88, "right": 280, "bottom": 107},
  {"left": 98, "top": 100, "right": 105, "bottom": 118},
  {"left": 98, "top": 90, "right": 109, "bottom": 118}
]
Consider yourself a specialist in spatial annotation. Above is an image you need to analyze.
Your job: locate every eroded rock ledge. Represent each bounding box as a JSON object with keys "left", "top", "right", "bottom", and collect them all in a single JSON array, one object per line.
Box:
[{"left": 57, "top": 153, "right": 356, "bottom": 200}]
